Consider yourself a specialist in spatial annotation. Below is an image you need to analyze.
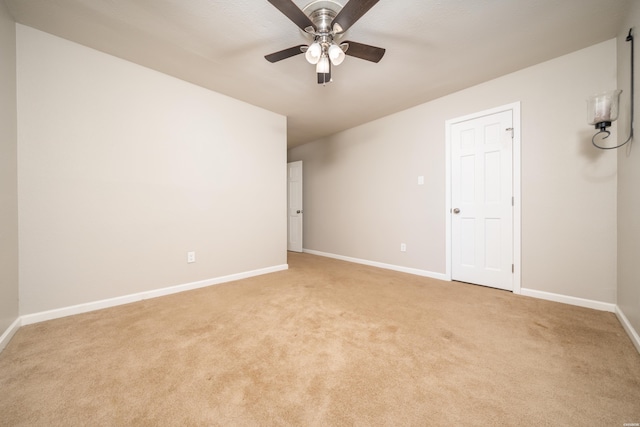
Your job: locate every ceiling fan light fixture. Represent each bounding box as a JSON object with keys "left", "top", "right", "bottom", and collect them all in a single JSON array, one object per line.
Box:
[
  {"left": 265, "top": 0, "right": 385, "bottom": 84},
  {"left": 316, "top": 54, "right": 330, "bottom": 73},
  {"left": 305, "top": 41, "right": 322, "bottom": 64},
  {"left": 328, "top": 43, "right": 345, "bottom": 65}
]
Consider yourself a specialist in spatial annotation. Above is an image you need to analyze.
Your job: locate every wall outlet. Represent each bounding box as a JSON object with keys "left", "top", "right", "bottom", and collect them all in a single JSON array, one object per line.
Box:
[
  {"left": 187, "top": 251, "right": 196, "bottom": 263},
  {"left": 400, "top": 243, "right": 407, "bottom": 252},
  {"left": 418, "top": 176, "right": 424, "bottom": 185}
]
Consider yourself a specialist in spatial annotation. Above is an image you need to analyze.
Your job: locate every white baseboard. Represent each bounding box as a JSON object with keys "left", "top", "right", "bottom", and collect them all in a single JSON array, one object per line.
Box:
[
  {"left": 0, "top": 317, "right": 22, "bottom": 353},
  {"left": 20, "top": 264, "right": 289, "bottom": 326},
  {"left": 303, "top": 249, "right": 448, "bottom": 281},
  {"left": 615, "top": 306, "right": 640, "bottom": 354},
  {"left": 520, "top": 288, "right": 616, "bottom": 312},
  {"left": 7, "top": 259, "right": 638, "bottom": 356}
]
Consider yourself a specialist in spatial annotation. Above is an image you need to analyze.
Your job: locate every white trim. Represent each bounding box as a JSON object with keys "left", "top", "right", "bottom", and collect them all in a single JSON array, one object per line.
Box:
[
  {"left": 0, "top": 317, "right": 22, "bottom": 352},
  {"left": 7, "top": 260, "right": 638, "bottom": 356},
  {"left": 512, "top": 104, "right": 522, "bottom": 295},
  {"left": 615, "top": 306, "right": 640, "bottom": 354},
  {"left": 520, "top": 288, "right": 616, "bottom": 312},
  {"left": 303, "top": 249, "right": 448, "bottom": 281},
  {"left": 20, "top": 264, "right": 289, "bottom": 326},
  {"left": 445, "top": 102, "right": 522, "bottom": 294}
]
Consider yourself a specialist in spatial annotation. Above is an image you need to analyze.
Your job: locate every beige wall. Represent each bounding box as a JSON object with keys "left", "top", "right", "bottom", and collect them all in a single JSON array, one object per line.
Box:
[
  {"left": 0, "top": 3, "right": 19, "bottom": 334},
  {"left": 17, "top": 25, "right": 287, "bottom": 315},
  {"left": 617, "top": 6, "right": 640, "bottom": 336},
  {"left": 289, "top": 39, "right": 618, "bottom": 303}
]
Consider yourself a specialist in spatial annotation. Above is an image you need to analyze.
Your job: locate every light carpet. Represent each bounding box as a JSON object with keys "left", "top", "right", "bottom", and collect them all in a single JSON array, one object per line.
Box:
[{"left": 1, "top": 252, "right": 639, "bottom": 426}]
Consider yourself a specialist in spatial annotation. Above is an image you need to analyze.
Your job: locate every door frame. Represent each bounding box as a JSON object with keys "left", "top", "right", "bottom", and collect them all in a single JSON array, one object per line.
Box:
[{"left": 445, "top": 102, "right": 521, "bottom": 294}]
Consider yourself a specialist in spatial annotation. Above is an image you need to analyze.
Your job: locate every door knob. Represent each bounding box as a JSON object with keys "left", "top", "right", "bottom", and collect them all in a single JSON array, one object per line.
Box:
[
  {"left": 297, "top": 210, "right": 302, "bottom": 214},
  {"left": 452, "top": 208, "right": 460, "bottom": 214}
]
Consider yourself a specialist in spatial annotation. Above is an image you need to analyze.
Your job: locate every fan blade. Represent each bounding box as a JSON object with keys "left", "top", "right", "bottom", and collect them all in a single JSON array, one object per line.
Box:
[
  {"left": 343, "top": 41, "right": 385, "bottom": 63},
  {"left": 331, "top": 0, "right": 379, "bottom": 33},
  {"left": 267, "top": 0, "right": 316, "bottom": 32},
  {"left": 265, "top": 45, "right": 306, "bottom": 63}
]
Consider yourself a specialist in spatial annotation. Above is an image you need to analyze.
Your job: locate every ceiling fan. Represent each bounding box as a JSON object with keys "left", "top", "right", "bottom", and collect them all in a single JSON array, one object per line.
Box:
[{"left": 265, "top": 0, "right": 385, "bottom": 84}]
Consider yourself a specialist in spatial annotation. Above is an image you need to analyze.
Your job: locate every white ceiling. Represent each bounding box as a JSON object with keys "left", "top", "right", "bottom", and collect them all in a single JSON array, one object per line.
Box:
[{"left": 4, "top": 0, "right": 631, "bottom": 147}]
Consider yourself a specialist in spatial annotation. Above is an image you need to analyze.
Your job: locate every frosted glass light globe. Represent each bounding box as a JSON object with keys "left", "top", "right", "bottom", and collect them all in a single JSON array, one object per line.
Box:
[
  {"left": 305, "top": 42, "right": 322, "bottom": 65},
  {"left": 328, "top": 43, "right": 345, "bottom": 65}
]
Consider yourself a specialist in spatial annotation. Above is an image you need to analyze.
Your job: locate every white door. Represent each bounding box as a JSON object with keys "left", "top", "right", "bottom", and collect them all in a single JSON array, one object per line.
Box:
[
  {"left": 287, "top": 161, "right": 303, "bottom": 252},
  {"left": 451, "top": 110, "right": 513, "bottom": 291}
]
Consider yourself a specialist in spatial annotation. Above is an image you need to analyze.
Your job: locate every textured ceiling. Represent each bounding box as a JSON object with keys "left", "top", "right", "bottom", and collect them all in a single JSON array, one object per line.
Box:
[{"left": 3, "top": 0, "right": 632, "bottom": 147}]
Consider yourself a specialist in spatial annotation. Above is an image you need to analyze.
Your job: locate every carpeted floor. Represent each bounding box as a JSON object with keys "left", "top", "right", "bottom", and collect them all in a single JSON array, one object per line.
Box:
[{"left": 1, "top": 252, "right": 639, "bottom": 426}]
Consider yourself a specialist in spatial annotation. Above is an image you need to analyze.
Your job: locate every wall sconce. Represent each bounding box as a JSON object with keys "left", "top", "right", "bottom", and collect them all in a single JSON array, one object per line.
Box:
[{"left": 588, "top": 28, "right": 634, "bottom": 150}]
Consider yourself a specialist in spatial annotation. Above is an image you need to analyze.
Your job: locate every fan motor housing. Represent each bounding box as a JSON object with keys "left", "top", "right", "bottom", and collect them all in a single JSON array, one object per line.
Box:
[
  {"left": 309, "top": 8, "right": 336, "bottom": 33},
  {"left": 302, "top": 0, "right": 343, "bottom": 33}
]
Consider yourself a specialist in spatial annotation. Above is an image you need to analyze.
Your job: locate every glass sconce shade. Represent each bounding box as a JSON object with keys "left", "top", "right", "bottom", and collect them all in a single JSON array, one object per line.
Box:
[
  {"left": 305, "top": 42, "right": 322, "bottom": 65},
  {"left": 587, "top": 90, "right": 622, "bottom": 127}
]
